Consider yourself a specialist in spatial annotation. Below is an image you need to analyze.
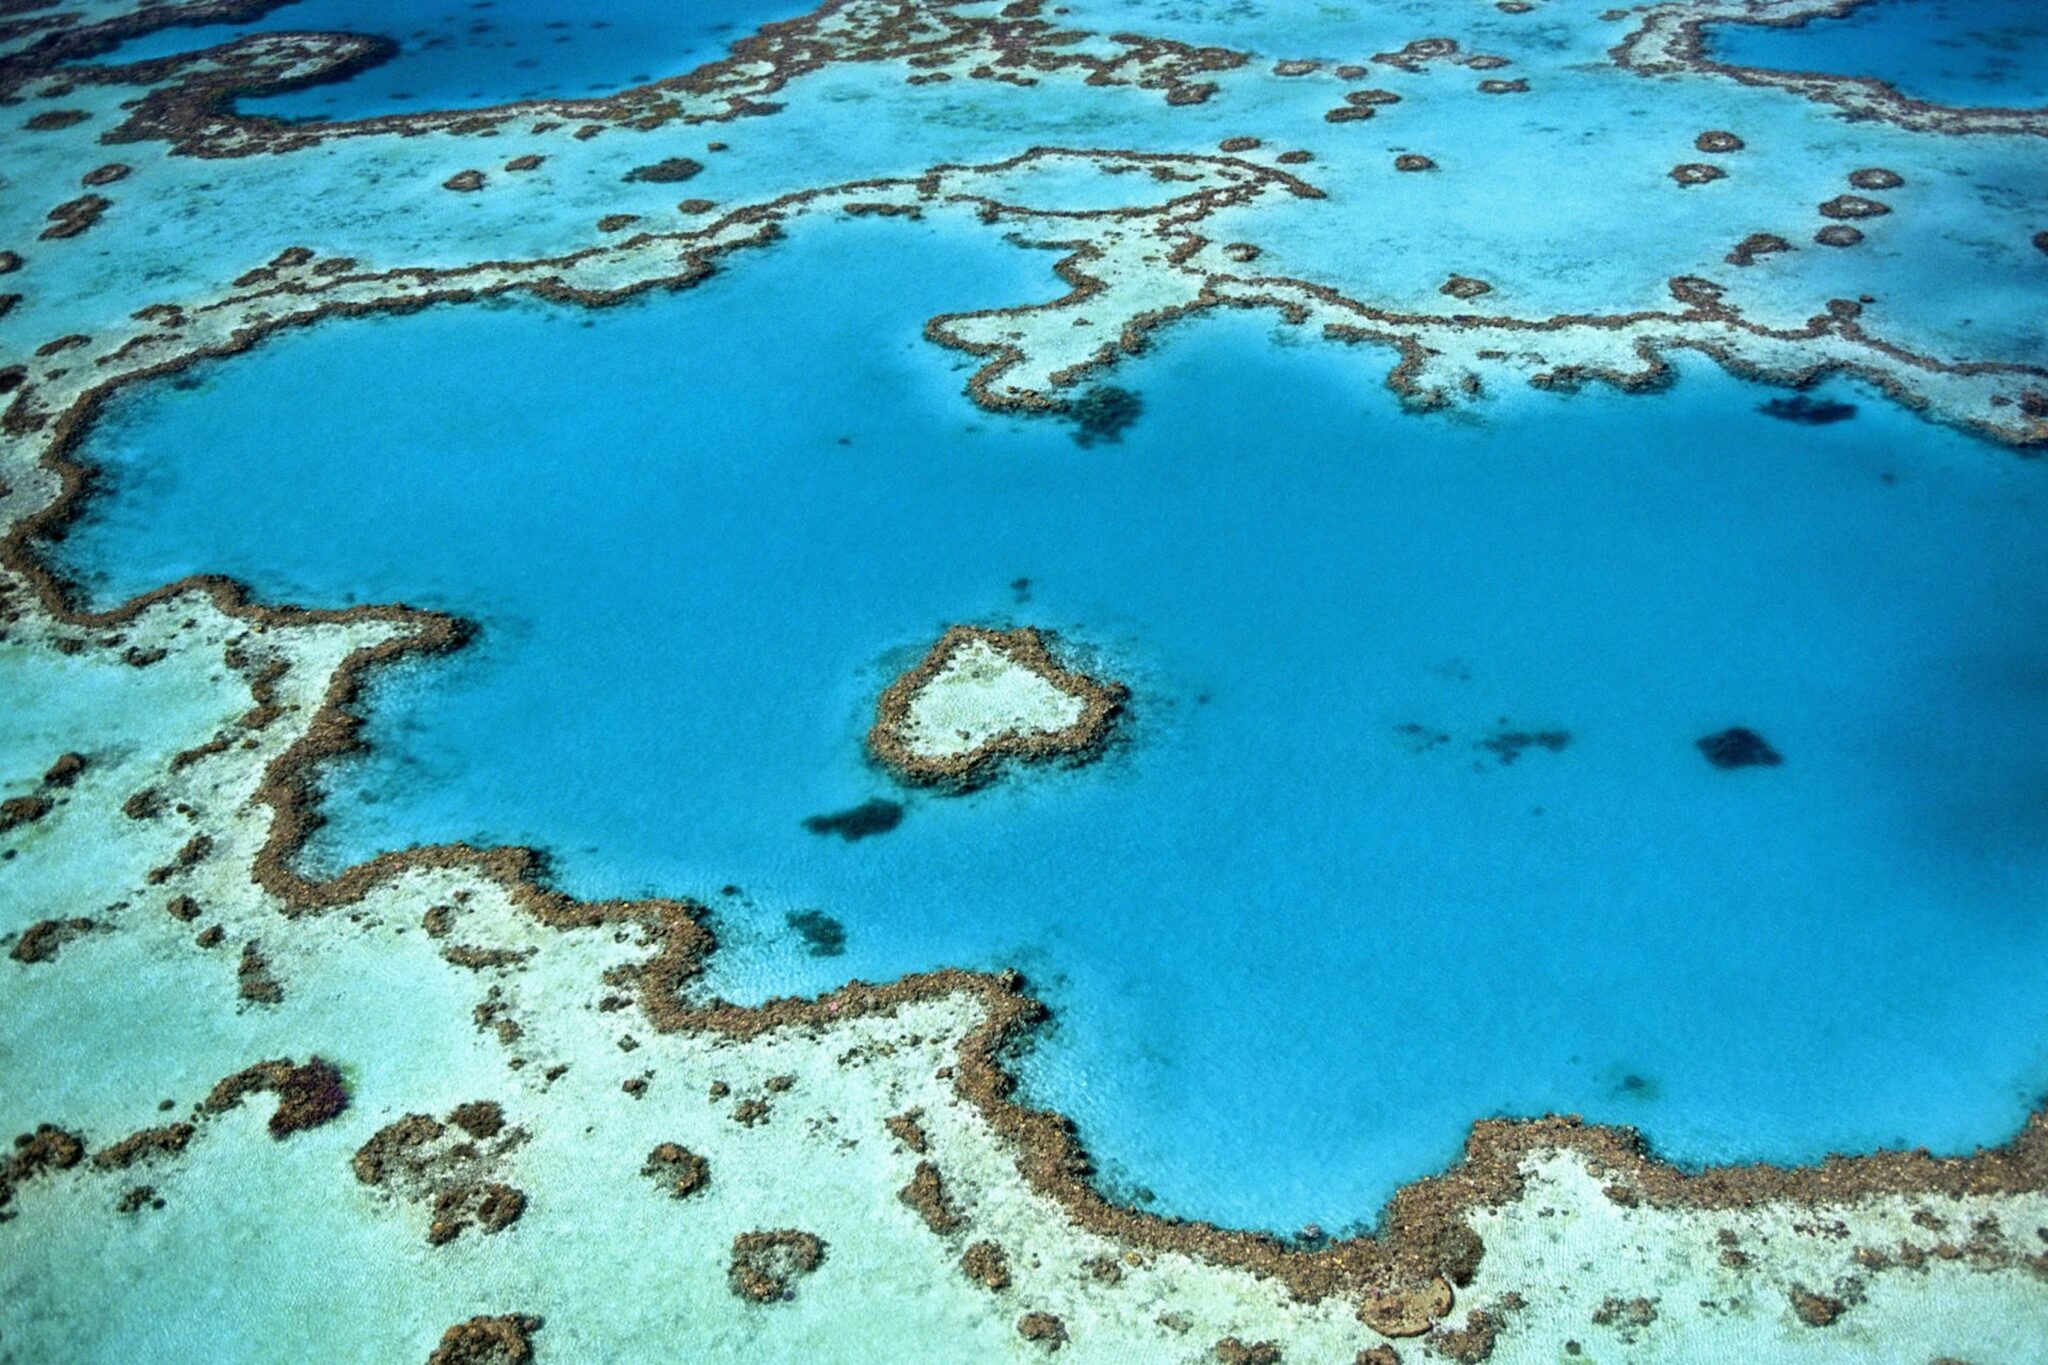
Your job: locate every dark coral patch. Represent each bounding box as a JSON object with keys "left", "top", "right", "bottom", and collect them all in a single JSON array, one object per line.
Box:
[
  {"left": 729, "top": 1229, "right": 826, "bottom": 1301},
  {"left": 801, "top": 798, "right": 903, "bottom": 841},
  {"left": 425, "top": 1314, "right": 542, "bottom": 1365},
  {"left": 23, "top": 109, "right": 89, "bottom": 132},
  {"left": 1696, "top": 727, "right": 1784, "bottom": 769},
  {"left": 1068, "top": 385, "right": 1142, "bottom": 447},
  {"left": 202, "top": 1058, "right": 349, "bottom": 1138},
  {"left": 1478, "top": 729, "right": 1569, "bottom": 765},
  {"left": 1819, "top": 194, "right": 1889, "bottom": 220},
  {"left": 642, "top": 1142, "right": 710, "bottom": 1198},
  {"left": 1761, "top": 395, "right": 1855, "bottom": 425},
  {"left": 1726, "top": 232, "right": 1792, "bottom": 267},
  {"left": 785, "top": 908, "right": 847, "bottom": 957},
  {"left": 622, "top": 157, "right": 703, "bottom": 184}
]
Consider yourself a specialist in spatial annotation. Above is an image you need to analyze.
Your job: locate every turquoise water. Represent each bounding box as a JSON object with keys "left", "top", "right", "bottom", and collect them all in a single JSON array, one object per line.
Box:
[
  {"left": 56, "top": 213, "right": 2048, "bottom": 1232},
  {"left": 100, "top": 0, "right": 793, "bottom": 119},
  {"left": 1712, "top": 0, "right": 2048, "bottom": 109}
]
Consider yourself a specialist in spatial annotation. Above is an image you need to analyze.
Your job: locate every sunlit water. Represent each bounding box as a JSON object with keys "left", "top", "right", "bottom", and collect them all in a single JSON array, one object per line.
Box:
[{"left": 57, "top": 213, "right": 2048, "bottom": 1232}]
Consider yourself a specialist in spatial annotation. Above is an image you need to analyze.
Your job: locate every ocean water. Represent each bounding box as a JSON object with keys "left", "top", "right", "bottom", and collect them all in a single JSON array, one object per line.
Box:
[
  {"left": 1711, "top": 0, "right": 2048, "bottom": 109},
  {"left": 57, "top": 211, "right": 2048, "bottom": 1233},
  {"left": 99, "top": 0, "right": 795, "bottom": 119}
]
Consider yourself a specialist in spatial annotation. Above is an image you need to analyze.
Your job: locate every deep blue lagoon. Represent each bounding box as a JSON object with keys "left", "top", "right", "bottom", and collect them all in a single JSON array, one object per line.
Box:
[
  {"left": 1712, "top": 0, "right": 2048, "bottom": 108},
  {"left": 58, "top": 214, "right": 2048, "bottom": 1232},
  {"left": 101, "top": 0, "right": 794, "bottom": 119}
]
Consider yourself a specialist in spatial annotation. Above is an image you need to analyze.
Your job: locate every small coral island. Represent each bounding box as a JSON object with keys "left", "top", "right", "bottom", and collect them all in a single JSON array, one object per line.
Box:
[{"left": 868, "top": 626, "right": 1125, "bottom": 788}]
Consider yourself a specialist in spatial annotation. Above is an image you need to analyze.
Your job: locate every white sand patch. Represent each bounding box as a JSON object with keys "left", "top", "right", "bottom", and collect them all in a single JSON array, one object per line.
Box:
[{"left": 900, "top": 637, "right": 1086, "bottom": 759}]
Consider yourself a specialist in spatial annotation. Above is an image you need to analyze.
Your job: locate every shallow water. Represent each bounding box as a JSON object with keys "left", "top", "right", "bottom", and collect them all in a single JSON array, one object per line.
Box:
[
  {"left": 1711, "top": 0, "right": 2048, "bottom": 109},
  {"left": 58, "top": 211, "right": 2048, "bottom": 1233},
  {"left": 101, "top": 0, "right": 797, "bottom": 119}
]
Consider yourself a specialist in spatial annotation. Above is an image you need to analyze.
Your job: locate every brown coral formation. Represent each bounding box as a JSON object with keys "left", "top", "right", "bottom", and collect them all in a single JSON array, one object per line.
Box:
[
  {"left": 1790, "top": 1287, "right": 1846, "bottom": 1326},
  {"left": 443, "top": 170, "right": 486, "bottom": 192},
  {"left": 9, "top": 917, "right": 94, "bottom": 964},
  {"left": 237, "top": 940, "right": 284, "bottom": 1003},
  {"left": 81, "top": 164, "right": 131, "bottom": 187},
  {"left": 1018, "top": 1312, "right": 1068, "bottom": 1349},
  {"left": 424, "top": 1313, "right": 543, "bottom": 1365},
  {"left": 1848, "top": 167, "right": 1903, "bottom": 191},
  {"left": 1726, "top": 232, "right": 1793, "bottom": 267},
  {"left": 1427, "top": 1310, "right": 1500, "bottom": 1362},
  {"left": 1215, "top": 1339, "right": 1281, "bottom": 1364},
  {"left": 885, "top": 1109, "right": 930, "bottom": 1153},
  {"left": 1477, "top": 79, "right": 1527, "bottom": 94},
  {"left": 1669, "top": 163, "right": 1726, "bottom": 186},
  {"left": 42, "top": 752, "right": 86, "bottom": 786},
  {"left": 115, "top": 1184, "right": 160, "bottom": 1214},
  {"left": 200, "top": 1057, "right": 348, "bottom": 1138},
  {"left": 1695, "top": 130, "right": 1743, "bottom": 153},
  {"left": 40, "top": 195, "right": 110, "bottom": 240},
  {"left": 1591, "top": 1296, "right": 1657, "bottom": 1329},
  {"left": 23, "top": 108, "right": 89, "bottom": 131},
  {"left": 641, "top": 1142, "right": 709, "bottom": 1198},
  {"left": 1, "top": 1125, "right": 84, "bottom": 1211},
  {"left": 1373, "top": 37, "right": 1463, "bottom": 72},
  {"left": 1394, "top": 154, "right": 1436, "bottom": 172},
  {"left": 1440, "top": 275, "right": 1492, "bottom": 300},
  {"left": 503, "top": 155, "right": 544, "bottom": 172},
  {"left": 450, "top": 1101, "right": 504, "bottom": 1138},
  {"left": 728, "top": 1229, "right": 826, "bottom": 1302},
  {"left": 961, "top": 1238, "right": 1011, "bottom": 1289},
  {"left": 899, "top": 1159, "right": 964, "bottom": 1234},
  {"left": 868, "top": 626, "right": 1126, "bottom": 789},
  {"left": 622, "top": 157, "right": 703, "bottom": 183},
  {"left": 1358, "top": 1276, "right": 1454, "bottom": 1338},
  {"left": 92, "top": 1123, "right": 195, "bottom": 1171},
  {"left": 1, "top": 794, "right": 53, "bottom": 831},
  {"left": 1819, "top": 193, "right": 1890, "bottom": 219},
  {"left": 1815, "top": 225, "right": 1864, "bottom": 248},
  {"left": 352, "top": 1104, "right": 528, "bottom": 1245}
]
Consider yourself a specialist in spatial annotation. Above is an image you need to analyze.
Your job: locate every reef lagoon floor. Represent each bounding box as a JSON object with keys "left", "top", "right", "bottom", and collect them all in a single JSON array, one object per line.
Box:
[{"left": 3, "top": 0, "right": 2048, "bottom": 1362}]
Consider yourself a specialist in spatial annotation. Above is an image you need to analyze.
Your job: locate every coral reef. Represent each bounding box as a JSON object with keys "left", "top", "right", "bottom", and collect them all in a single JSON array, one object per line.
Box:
[
  {"left": 728, "top": 1230, "right": 826, "bottom": 1302},
  {"left": 868, "top": 626, "right": 1126, "bottom": 788},
  {"left": 1696, "top": 727, "right": 1783, "bottom": 769},
  {"left": 424, "top": 1314, "right": 543, "bottom": 1365}
]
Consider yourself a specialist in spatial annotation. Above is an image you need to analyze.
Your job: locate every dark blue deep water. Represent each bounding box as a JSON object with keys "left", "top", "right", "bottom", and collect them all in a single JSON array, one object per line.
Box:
[
  {"left": 1713, "top": 0, "right": 2048, "bottom": 109},
  {"left": 59, "top": 215, "right": 2048, "bottom": 1231},
  {"left": 103, "top": 0, "right": 793, "bottom": 119}
]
